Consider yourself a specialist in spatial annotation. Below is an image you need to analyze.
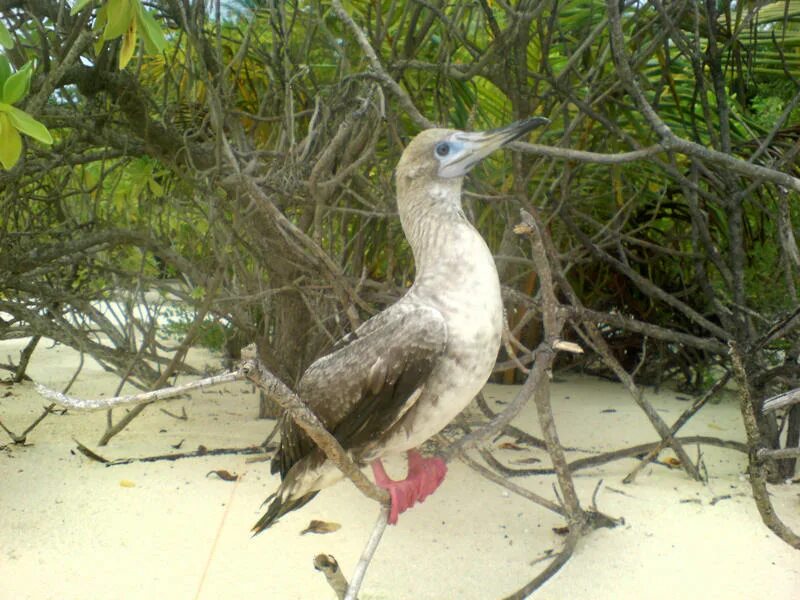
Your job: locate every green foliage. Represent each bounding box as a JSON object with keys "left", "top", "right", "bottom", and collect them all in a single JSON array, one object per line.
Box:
[
  {"left": 0, "top": 58, "right": 52, "bottom": 169},
  {"left": 72, "top": 0, "right": 166, "bottom": 69},
  {"left": 0, "top": 21, "right": 12, "bottom": 49},
  {"left": 159, "top": 304, "right": 231, "bottom": 352}
]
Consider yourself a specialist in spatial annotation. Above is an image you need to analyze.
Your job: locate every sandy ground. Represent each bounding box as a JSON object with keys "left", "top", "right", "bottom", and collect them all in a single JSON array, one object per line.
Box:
[{"left": 1, "top": 337, "right": 799, "bottom": 600}]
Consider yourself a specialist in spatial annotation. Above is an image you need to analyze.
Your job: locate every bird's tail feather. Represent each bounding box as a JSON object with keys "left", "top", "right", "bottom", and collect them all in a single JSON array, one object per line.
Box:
[{"left": 251, "top": 489, "right": 319, "bottom": 536}]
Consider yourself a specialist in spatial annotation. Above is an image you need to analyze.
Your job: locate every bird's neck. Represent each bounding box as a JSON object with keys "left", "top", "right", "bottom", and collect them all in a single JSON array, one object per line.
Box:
[{"left": 397, "top": 177, "right": 487, "bottom": 278}]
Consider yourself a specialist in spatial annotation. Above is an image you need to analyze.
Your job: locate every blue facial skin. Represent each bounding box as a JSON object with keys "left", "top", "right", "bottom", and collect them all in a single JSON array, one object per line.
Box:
[{"left": 434, "top": 140, "right": 465, "bottom": 160}]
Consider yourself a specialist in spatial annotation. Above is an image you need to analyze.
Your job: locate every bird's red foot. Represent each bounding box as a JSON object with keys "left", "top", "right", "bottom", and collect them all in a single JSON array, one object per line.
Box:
[{"left": 371, "top": 450, "right": 448, "bottom": 525}]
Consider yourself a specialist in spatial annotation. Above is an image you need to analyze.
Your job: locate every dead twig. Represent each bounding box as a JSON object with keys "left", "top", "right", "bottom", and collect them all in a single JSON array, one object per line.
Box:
[
  {"left": 729, "top": 342, "right": 800, "bottom": 548},
  {"left": 35, "top": 370, "right": 243, "bottom": 411},
  {"left": 485, "top": 436, "right": 747, "bottom": 477},
  {"left": 459, "top": 450, "right": 566, "bottom": 517},
  {"left": 623, "top": 371, "right": 731, "bottom": 483},
  {"left": 344, "top": 504, "right": 391, "bottom": 600},
  {"left": 314, "top": 555, "right": 348, "bottom": 600},
  {"left": 160, "top": 407, "right": 188, "bottom": 420},
  {"left": 0, "top": 403, "right": 58, "bottom": 444},
  {"left": 502, "top": 529, "right": 580, "bottom": 600},
  {"left": 107, "top": 445, "right": 269, "bottom": 465}
]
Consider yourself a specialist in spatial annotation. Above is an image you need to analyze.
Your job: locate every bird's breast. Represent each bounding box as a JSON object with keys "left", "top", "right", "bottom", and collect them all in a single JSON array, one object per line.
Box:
[
  {"left": 414, "top": 226, "right": 503, "bottom": 351},
  {"left": 379, "top": 227, "right": 503, "bottom": 454}
]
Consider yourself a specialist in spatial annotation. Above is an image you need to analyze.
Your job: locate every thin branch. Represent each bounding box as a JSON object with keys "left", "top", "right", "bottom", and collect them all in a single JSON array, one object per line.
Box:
[
  {"left": 729, "top": 342, "right": 800, "bottom": 548},
  {"left": 344, "top": 504, "right": 391, "bottom": 600},
  {"left": 459, "top": 450, "right": 566, "bottom": 517},
  {"left": 330, "top": 0, "right": 433, "bottom": 129},
  {"left": 502, "top": 529, "right": 580, "bottom": 600},
  {"left": 35, "top": 370, "right": 243, "bottom": 411},
  {"left": 514, "top": 141, "right": 666, "bottom": 164},
  {"left": 758, "top": 447, "right": 800, "bottom": 460},
  {"left": 520, "top": 208, "right": 585, "bottom": 526},
  {"left": 485, "top": 436, "right": 747, "bottom": 477},
  {"left": 623, "top": 371, "right": 732, "bottom": 483}
]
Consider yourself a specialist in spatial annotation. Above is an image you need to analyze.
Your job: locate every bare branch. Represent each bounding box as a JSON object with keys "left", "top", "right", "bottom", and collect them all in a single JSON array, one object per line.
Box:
[
  {"left": 344, "top": 504, "right": 391, "bottom": 600},
  {"left": 36, "top": 370, "right": 244, "bottom": 411}
]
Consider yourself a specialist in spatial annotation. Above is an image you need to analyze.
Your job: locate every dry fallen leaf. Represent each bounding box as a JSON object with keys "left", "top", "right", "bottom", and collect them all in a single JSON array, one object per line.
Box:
[
  {"left": 119, "top": 479, "right": 136, "bottom": 488},
  {"left": 499, "top": 441, "right": 526, "bottom": 451},
  {"left": 206, "top": 469, "right": 239, "bottom": 482},
  {"left": 301, "top": 520, "right": 342, "bottom": 535}
]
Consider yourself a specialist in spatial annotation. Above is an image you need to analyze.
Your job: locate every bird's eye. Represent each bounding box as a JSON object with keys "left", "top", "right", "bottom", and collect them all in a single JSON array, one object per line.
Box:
[{"left": 435, "top": 142, "right": 450, "bottom": 157}]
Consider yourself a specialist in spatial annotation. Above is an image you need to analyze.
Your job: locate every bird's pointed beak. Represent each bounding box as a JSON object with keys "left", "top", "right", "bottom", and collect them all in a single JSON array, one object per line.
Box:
[{"left": 438, "top": 116, "right": 549, "bottom": 178}]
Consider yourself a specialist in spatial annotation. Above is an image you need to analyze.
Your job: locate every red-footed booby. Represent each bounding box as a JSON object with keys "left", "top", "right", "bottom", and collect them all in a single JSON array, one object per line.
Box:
[{"left": 253, "top": 117, "right": 548, "bottom": 534}]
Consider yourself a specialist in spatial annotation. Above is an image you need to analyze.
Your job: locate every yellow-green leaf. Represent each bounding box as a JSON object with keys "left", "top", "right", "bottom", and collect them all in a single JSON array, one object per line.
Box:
[
  {"left": 118, "top": 17, "right": 137, "bottom": 69},
  {"left": 104, "top": 0, "right": 134, "bottom": 41},
  {"left": 93, "top": 3, "right": 109, "bottom": 54},
  {"left": 137, "top": 3, "right": 166, "bottom": 54},
  {"left": 147, "top": 177, "right": 163, "bottom": 196},
  {"left": 0, "top": 112, "right": 22, "bottom": 169},
  {"left": 93, "top": 2, "right": 108, "bottom": 31},
  {"left": 0, "top": 55, "right": 11, "bottom": 89},
  {"left": 2, "top": 62, "right": 32, "bottom": 105},
  {"left": 69, "top": 0, "right": 93, "bottom": 16},
  {"left": 0, "top": 21, "right": 13, "bottom": 49},
  {"left": 0, "top": 103, "right": 53, "bottom": 144}
]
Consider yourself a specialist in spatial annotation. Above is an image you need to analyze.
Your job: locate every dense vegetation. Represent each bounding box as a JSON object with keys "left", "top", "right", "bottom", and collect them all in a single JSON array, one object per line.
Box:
[{"left": 1, "top": 1, "right": 799, "bottom": 476}]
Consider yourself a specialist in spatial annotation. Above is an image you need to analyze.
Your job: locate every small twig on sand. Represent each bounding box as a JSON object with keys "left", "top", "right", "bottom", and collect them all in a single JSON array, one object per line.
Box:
[
  {"left": 74, "top": 438, "right": 110, "bottom": 463},
  {"left": 502, "top": 529, "right": 581, "bottom": 600},
  {"left": 459, "top": 450, "right": 566, "bottom": 517},
  {"left": 622, "top": 371, "right": 731, "bottom": 483},
  {"left": 345, "top": 504, "right": 391, "bottom": 600},
  {"left": 160, "top": 407, "right": 188, "bottom": 420},
  {"left": 110, "top": 445, "right": 269, "bottom": 465},
  {"left": 0, "top": 403, "right": 57, "bottom": 444},
  {"left": 314, "top": 555, "right": 348, "bottom": 600}
]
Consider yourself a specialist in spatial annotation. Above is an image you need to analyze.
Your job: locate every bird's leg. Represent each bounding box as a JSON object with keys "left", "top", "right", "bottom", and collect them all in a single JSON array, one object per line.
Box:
[{"left": 370, "top": 450, "right": 448, "bottom": 525}]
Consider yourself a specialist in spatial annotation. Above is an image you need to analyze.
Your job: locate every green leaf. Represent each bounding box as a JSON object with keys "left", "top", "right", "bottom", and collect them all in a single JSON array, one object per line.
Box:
[
  {"left": 2, "top": 62, "right": 32, "bottom": 105},
  {"left": 0, "top": 103, "right": 53, "bottom": 144},
  {"left": 0, "top": 55, "right": 10, "bottom": 90},
  {"left": 104, "top": 0, "right": 134, "bottom": 41},
  {"left": 93, "top": 2, "right": 108, "bottom": 31},
  {"left": 118, "top": 17, "right": 137, "bottom": 69},
  {"left": 0, "top": 112, "right": 22, "bottom": 169},
  {"left": 137, "top": 3, "right": 166, "bottom": 53},
  {"left": 147, "top": 177, "right": 163, "bottom": 197},
  {"left": 0, "top": 21, "right": 13, "bottom": 49},
  {"left": 69, "top": 0, "right": 93, "bottom": 16}
]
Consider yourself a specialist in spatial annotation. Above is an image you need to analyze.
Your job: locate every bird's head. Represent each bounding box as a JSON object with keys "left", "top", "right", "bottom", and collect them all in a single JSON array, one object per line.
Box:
[{"left": 396, "top": 117, "right": 549, "bottom": 184}]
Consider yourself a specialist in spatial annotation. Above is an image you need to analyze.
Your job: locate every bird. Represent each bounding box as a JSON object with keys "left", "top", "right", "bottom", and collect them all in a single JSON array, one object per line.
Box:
[{"left": 253, "top": 117, "right": 549, "bottom": 534}]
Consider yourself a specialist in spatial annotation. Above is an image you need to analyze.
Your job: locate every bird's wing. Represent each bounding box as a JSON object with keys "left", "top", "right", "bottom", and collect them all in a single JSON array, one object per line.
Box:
[{"left": 271, "top": 303, "right": 447, "bottom": 478}]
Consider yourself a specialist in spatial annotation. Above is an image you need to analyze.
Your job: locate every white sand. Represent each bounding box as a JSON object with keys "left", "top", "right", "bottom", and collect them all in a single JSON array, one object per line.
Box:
[{"left": 1, "top": 337, "right": 798, "bottom": 599}]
